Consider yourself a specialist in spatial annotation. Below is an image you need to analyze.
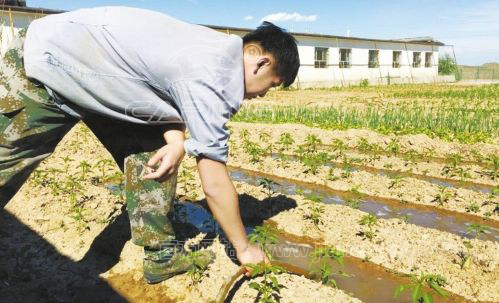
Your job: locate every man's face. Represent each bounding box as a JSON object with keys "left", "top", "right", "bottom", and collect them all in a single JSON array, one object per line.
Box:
[{"left": 243, "top": 47, "right": 282, "bottom": 100}]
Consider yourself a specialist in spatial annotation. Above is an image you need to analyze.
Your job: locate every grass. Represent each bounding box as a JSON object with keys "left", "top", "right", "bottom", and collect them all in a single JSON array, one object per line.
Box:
[{"left": 234, "top": 103, "right": 497, "bottom": 144}]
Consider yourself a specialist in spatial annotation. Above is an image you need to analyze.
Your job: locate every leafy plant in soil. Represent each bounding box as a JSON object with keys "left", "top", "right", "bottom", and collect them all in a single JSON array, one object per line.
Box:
[
  {"left": 388, "top": 175, "right": 406, "bottom": 189},
  {"left": 277, "top": 132, "right": 294, "bottom": 151},
  {"left": 77, "top": 160, "right": 92, "bottom": 180},
  {"left": 94, "top": 159, "right": 114, "bottom": 182},
  {"left": 331, "top": 138, "right": 348, "bottom": 159},
  {"left": 276, "top": 152, "right": 290, "bottom": 168},
  {"left": 432, "top": 186, "right": 453, "bottom": 206},
  {"left": 466, "top": 223, "right": 489, "bottom": 239},
  {"left": 180, "top": 250, "right": 212, "bottom": 286},
  {"left": 345, "top": 186, "right": 364, "bottom": 209},
  {"left": 394, "top": 273, "right": 448, "bottom": 303},
  {"left": 302, "top": 152, "right": 330, "bottom": 175},
  {"left": 303, "top": 194, "right": 325, "bottom": 230},
  {"left": 243, "top": 140, "right": 264, "bottom": 163},
  {"left": 340, "top": 157, "right": 355, "bottom": 179},
  {"left": 304, "top": 134, "right": 322, "bottom": 154},
  {"left": 465, "top": 202, "right": 480, "bottom": 213},
  {"left": 386, "top": 138, "right": 401, "bottom": 155},
  {"left": 258, "top": 177, "right": 278, "bottom": 198},
  {"left": 309, "top": 246, "right": 347, "bottom": 288},
  {"left": 247, "top": 225, "right": 286, "bottom": 303},
  {"left": 483, "top": 153, "right": 499, "bottom": 180},
  {"left": 358, "top": 214, "right": 379, "bottom": 241}
]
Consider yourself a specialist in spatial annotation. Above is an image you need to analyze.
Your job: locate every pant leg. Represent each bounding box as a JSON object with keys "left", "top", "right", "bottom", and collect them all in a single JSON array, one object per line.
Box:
[
  {"left": 0, "top": 28, "right": 78, "bottom": 207},
  {"left": 124, "top": 152, "right": 177, "bottom": 258},
  {"left": 82, "top": 114, "right": 184, "bottom": 258}
]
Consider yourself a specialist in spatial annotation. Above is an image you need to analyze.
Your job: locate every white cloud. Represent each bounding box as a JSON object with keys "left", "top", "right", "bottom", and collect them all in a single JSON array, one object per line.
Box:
[
  {"left": 244, "top": 15, "right": 254, "bottom": 21},
  {"left": 260, "top": 12, "right": 317, "bottom": 23}
]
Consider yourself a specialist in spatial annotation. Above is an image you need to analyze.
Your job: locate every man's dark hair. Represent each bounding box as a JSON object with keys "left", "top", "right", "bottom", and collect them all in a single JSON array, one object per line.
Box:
[{"left": 243, "top": 21, "right": 300, "bottom": 88}]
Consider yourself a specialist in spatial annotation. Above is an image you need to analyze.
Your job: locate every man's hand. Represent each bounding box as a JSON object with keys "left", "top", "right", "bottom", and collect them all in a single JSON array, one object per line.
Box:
[
  {"left": 237, "top": 244, "right": 271, "bottom": 277},
  {"left": 142, "top": 141, "right": 185, "bottom": 181}
]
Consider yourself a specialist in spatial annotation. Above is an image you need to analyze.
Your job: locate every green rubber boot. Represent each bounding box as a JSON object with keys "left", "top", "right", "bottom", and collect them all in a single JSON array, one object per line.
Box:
[{"left": 143, "top": 248, "right": 216, "bottom": 284}]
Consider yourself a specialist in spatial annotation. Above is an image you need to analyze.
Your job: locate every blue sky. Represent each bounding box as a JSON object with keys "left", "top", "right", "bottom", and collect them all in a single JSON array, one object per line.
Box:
[{"left": 29, "top": 0, "right": 499, "bottom": 65}]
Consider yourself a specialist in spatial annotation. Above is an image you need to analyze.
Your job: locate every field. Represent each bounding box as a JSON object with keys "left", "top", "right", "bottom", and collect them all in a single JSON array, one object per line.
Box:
[{"left": 1, "top": 83, "right": 498, "bottom": 302}]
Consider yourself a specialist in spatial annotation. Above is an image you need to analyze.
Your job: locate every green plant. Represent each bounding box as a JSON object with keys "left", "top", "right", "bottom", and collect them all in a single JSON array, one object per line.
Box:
[
  {"left": 466, "top": 223, "right": 488, "bottom": 239},
  {"left": 244, "top": 140, "right": 264, "bottom": 163},
  {"left": 247, "top": 225, "right": 286, "bottom": 303},
  {"left": 95, "top": 159, "right": 114, "bottom": 181},
  {"left": 438, "top": 53, "right": 458, "bottom": 76},
  {"left": 303, "top": 194, "right": 325, "bottom": 229},
  {"left": 465, "top": 202, "right": 480, "bottom": 213},
  {"left": 259, "top": 132, "right": 271, "bottom": 143},
  {"left": 457, "top": 240, "right": 473, "bottom": 269},
  {"left": 77, "top": 160, "right": 92, "bottom": 180},
  {"left": 359, "top": 214, "right": 379, "bottom": 241},
  {"left": 359, "top": 78, "right": 369, "bottom": 87},
  {"left": 389, "top": 175, "right": 405, "bottom": 189},
  {"left": 340, "top": 157, "right": 355, "bottom": 179},
  {"left": 302, "top": 152, "right": 330, "bottom": 175},
  {"left": 432, "top": 186, "right": 453, "bottom": 206},
  {"left": 277, "top": 132, "right": 294, "bottom": 151},
  {"left": 345, "top": 186, "right": 363, "bottom": 209},
  {"left": 240, "top": 129, "right": 249, "bottom": 140},
  {"left": 180, "top": 250, "right": 213, "bottom": 285},
  {"left": 309, "top": 246, "right": 347, "bottom": 288},
  {"left": 258, "top": 177, "right": 278, "bottom": 198},
  {"left": 394, "top": 273, "right": 448, "bottom": 303},
  {"left": 386, "top": 138, "right": 401, "bottom": 155},
  {"left": 303, "top": 134, "right": 322, "bottom": 154}
]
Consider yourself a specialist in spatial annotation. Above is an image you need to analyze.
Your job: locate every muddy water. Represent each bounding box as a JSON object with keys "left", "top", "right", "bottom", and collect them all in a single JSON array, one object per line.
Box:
[
  {"left": 155, "top": 200, "right": 473, "bottom": 303},
  {"left": 270, "top": 153, "right": 495, "bottom": 194},
  {"left": 227, "top": 168, "right": 499, "bottom": 242},
  {"left": 269, "top": 233, "right": 472, "bottom": 303}
]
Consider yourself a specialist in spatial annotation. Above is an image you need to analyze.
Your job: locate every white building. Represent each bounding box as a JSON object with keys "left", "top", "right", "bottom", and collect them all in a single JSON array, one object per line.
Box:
[{"left": 1, "top": 2, "right": 449, "bottom": 87}]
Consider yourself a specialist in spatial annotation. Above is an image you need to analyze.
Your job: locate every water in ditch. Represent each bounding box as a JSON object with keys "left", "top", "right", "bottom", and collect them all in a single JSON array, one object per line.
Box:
[
  {"left": 168, "top": 201, "right": 471, "bottom": 303},
  {"left": 228, "top": 168, "right": 499, "bottom": 242},
  {"left": 270, "top": 153, "right": 495, "bottom": 194}
]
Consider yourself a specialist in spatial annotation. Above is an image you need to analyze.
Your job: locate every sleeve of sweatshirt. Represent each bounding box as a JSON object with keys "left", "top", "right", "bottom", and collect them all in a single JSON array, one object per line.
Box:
[{"left": 171, "top": 80, "right": 236, "bottom": 163}]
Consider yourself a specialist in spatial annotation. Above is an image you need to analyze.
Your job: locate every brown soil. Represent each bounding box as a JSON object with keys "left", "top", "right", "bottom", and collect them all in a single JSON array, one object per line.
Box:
[
  {"left": 228, "top": 122, "right": 499, "bottom": 162},
  {"left": 1, "top": 123, "right": 360, "bottom": 303},
  {"left": 227, "top": 148, "right": 498, "bottom": 220}
]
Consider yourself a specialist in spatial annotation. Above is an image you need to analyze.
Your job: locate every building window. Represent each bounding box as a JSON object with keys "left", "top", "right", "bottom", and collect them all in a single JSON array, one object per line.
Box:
[
  {"left": 368, "top": 50, "right": 379, "bottom": 68},
  {"left": 425, "top": 52, "right": 433, "bottom": 67},
  {"left": 392, "top": 51, "right": 401, "bottom": 68},
  {"left": 339, "top": 48, "right": 351, "bottom": 68},
  {"left": 412, "top": 52, "right": 421, "bottom": 68},
  {"left": 314, "top": 47, "right": 328, "bottom": 68}
]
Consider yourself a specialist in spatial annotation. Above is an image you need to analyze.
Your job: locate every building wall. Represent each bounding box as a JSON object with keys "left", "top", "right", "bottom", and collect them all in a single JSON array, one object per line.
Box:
[
  {"left": 1, "top": 9, "right": 444, "bottom": 87},
  {"left": 295, "top": 36, "right": 440, "bottom": 87}
]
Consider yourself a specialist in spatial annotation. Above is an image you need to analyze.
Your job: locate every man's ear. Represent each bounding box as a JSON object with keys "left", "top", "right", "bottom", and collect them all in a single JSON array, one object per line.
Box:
[{"left": 254, "top": 57, "right": 271, "bottom": 75}]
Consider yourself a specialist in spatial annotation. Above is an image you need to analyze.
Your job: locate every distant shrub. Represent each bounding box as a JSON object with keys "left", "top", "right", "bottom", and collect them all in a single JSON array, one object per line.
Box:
[{"left": 438, "top": 54, "right": 459, "bottom": 79}]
